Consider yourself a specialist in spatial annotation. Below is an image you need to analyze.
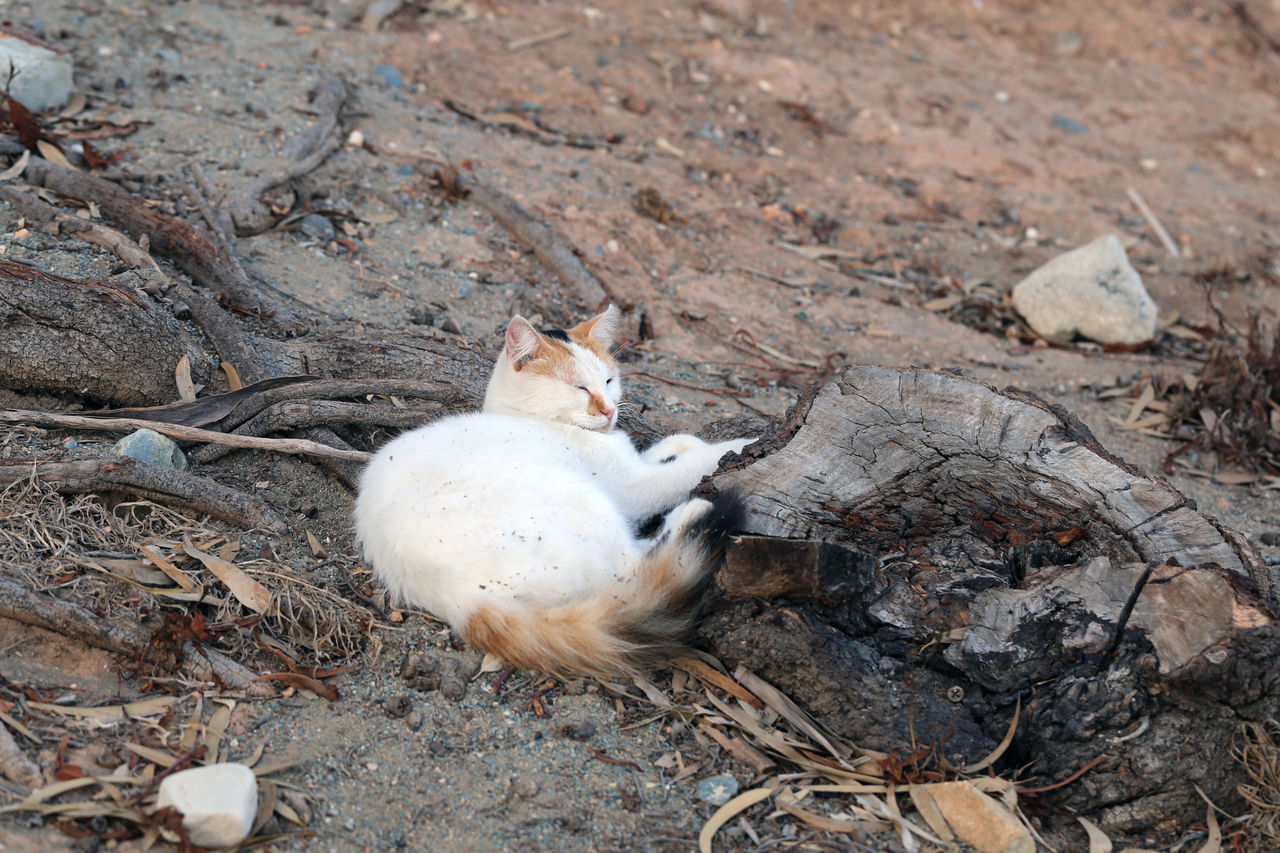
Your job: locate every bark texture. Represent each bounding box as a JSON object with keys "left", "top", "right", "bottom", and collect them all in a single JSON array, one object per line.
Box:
[
  {"left": 698, "top": 366, "right": 1277, "bottom": 837},
  {"left": 0, "top": 260, "right": 205, "bottom": 406}
]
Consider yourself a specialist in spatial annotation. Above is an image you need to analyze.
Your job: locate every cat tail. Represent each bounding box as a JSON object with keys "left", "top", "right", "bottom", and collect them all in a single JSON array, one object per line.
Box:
[{"left": 461, "top": 491, "right": 745, "bottom": 679}]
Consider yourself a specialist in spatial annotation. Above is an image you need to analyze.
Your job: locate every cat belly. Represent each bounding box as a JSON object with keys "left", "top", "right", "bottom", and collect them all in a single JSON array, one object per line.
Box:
[{"left": 354, "top": 415, "right": 643, "bottom": 627}]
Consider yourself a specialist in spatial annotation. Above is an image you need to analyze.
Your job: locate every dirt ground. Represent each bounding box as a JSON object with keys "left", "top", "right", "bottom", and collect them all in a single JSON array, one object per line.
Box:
[{"left": 1, "top": 0, "right": 1279, "bottom": 850}]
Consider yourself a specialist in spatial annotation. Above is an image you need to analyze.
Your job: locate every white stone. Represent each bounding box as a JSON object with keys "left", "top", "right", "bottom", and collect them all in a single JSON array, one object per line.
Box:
[
  {"left": 1010, "top": 233, "right": 1158, "bottom": 345},
  {"left": 0, "top": 33, "right": 73, "bottom": 112},
  {"left": 155, "top": 763, "right": 259, "bottom": 849}
]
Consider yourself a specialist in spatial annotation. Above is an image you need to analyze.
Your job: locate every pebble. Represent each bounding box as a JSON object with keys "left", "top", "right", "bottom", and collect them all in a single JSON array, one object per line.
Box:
[
  {"left": 383, "top": 695, "right": 413, "bottom": 718},
  {"left": 561, "top": 720, "right": 597, "bottom": 741},
  {"left": 0, "top": 33, "right": 72, "bottom": 111},
  {"left": 373, "top": 64, "right": 403, "bottom": 89},
  {"left": 511, "top": 777, "right": 539, "bottom": 799},
  {"left": 155, "top": 763, "right": 258, "bottom": 849},
  {"left": 1051, "top": 115, "right": 1088, "bottom": 134},
  {"left": 695, "top": 774, "right": 739, "bottom": 805},
  {"left": 404, "top": 710, "right": 424, "bottom": 731},
  {"left": 112, "top": 428, "right": 188, "bottom": 470},
  {"left": 1010, "top": 233, "right": 1158, "bottom": 345},
  {"left": 299, "top": 213, "right": 336, "bottom": 241}
]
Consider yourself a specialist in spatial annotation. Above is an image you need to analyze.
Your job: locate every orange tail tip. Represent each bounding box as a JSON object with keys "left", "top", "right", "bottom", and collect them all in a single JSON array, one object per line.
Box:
[{"left": 462, "top": 491, "right": 745, "bottom": 678}]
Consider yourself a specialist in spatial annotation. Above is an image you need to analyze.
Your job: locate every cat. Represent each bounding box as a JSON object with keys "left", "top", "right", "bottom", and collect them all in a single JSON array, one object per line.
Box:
[{"left": 354, "top": 305, "right": 754, "bottom": 677}]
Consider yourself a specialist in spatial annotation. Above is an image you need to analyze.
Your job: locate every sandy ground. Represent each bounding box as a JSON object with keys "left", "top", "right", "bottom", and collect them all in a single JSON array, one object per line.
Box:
[{"left": 1, "top": 0, "right": 1278, "bottom": 850}]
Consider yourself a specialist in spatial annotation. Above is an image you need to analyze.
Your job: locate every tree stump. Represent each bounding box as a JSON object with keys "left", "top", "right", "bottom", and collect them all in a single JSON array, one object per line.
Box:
[{"left": 700, "top": 366, "right": 1277, "bottom": 837}]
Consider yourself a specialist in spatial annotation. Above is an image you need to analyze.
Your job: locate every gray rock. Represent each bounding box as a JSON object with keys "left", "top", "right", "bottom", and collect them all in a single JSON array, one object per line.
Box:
[
  {"left": 112, "top": 428, "right": 188, "bottom": 470},
  {"left": 0, "top": 34, "right": 72, "bottom": 111},
  {"left": 299, "top": 212, "right": 336, "bottom": 241},
  {"left": 695, "top": 774, "right": 739, "bottom": 805},
  {"left": 155, "top": 763, "right": 258, "bottom": 849},
  {"left": 1011, "top": 234, "right": 1158, "bottom": 345}
]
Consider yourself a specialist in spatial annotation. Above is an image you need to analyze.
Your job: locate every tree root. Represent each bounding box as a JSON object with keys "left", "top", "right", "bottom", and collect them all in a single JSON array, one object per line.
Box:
[
  {"left": 0, "top": 458, "right": 286, "bottom": 533},
  {"left": 190, "top": 398, "right": 439, "bottom": 464},
  {"left": 22, "top": 156, "right": 295, "bottom": 325},
  {"left": 459, "top": 176, "right": 612, "bottom": 310},
  {"left": 0, "top": 577, "right": 273, "bottom": 697}
]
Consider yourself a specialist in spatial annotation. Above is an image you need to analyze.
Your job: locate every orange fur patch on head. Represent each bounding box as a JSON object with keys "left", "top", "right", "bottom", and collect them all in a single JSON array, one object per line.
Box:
[
  {"left": 522, "top": 336, "right": 581, "bottom": 383},
  {"left": 567, "top": 326, "right": 614, "bottom": 362}
]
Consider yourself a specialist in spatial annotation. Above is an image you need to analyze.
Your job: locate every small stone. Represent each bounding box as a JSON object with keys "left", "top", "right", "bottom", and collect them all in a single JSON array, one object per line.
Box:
[
  {"left": 1050, "top": 115, "right": 1088, "bottom": 134},
  {"left": 383, "top": 695, "right": 413, "bottom": 718},
  {"left": 561, "top": 720, "right": 596, "bottom": 741},
  {"left": 298, "top": 213, "right": 336, "bottom": 241},
  {"left": 155, "top": 763, "right": 258, "bottom": 849},
  {"left": 439, "top": 317, "right": 462, "bottom": 335},
  {"left": 1010, "top": 234, "right": 1158, "bottom": 345},
  {"left": 404, "top": 710, "right": 424, "bottom": 731},
  {"left": 1260, "top": 532, "right": 1280, "bottom": 547},
  {"left": 373, "top": 64, "right": 403, "bottom": 88},
  {"left": 511, "top": 777, "right": 538, "bottom": 799},
  {"left": 0, "top": 33, "right": 73, "bottom": 111},
  {"left": 112, "top": 428, "right": 188, "bottom": 470},
  {"left": 695, "top": 774, "right": 739, "bottom": 806},
  {"left": 622, "top": 93, "right": 650, "bottom": 115}
]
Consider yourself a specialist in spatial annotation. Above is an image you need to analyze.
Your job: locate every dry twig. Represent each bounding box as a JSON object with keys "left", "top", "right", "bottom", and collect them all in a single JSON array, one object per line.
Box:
[{"left": 0, "top": 409, "right": 374, "bottom": 463}]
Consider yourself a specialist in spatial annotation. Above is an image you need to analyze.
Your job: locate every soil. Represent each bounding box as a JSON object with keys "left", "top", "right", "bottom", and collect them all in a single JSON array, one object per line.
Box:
[{"left": 1, "top": 0, "right": 1279, "bottom": 851}]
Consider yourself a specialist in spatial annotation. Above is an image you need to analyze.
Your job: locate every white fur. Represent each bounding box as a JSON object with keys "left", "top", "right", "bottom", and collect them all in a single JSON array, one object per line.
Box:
[{"left": 354, "top": 310, "right": 753, "bottom": 632}]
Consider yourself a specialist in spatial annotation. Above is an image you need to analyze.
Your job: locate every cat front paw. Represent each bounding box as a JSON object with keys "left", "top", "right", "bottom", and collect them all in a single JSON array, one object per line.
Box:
[
  {"left": 716, "top": 436, "right": 758, "bottom": 457},
  {"left": 644, "top": 434, "right": 706, "bottom": 463}
]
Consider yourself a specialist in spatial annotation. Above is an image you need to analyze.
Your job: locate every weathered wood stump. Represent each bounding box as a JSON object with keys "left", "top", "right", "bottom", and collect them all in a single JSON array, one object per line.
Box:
[{"left": 699, "top": 366, "right": 1277, "bottom": 838}]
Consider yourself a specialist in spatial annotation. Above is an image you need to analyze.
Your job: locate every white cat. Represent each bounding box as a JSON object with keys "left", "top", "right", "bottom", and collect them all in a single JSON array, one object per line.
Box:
[{"left": 354, "top": 306, "right": 753, "bottom": 677}]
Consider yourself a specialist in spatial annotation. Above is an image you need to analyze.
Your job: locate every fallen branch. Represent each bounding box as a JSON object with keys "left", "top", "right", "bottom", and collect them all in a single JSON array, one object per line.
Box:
[
  {"left": 220, "top": 78, "right": 351, "bottom": 235},
  {"left": 459, "top": 175, "right": 611, "bottom": 309},
  {"left": 191, "top": 399, "right": 437, "bottom": 464},
  {"left": 0, "top": 576, "right": 273, "bottom": 697},
  {"left": 0, "top": 458, "right": 286, "bottom": 533},
  {"left": 21, "top": 156, "right": 295, "bottom": 325},
  {"left": 0, "top": 409, "right": 374, "bottom": 463},
  {"left": 0, "top": 182, "right": 160, "bottom": 271}
]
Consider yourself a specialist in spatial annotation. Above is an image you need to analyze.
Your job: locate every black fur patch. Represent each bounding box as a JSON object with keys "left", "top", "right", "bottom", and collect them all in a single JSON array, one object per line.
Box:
[
  {"left": 687, "top": 490, "right": 747, "bottom": 551},
  {"left": 540, "top": 328, "right": 570, "bottom": 342}
]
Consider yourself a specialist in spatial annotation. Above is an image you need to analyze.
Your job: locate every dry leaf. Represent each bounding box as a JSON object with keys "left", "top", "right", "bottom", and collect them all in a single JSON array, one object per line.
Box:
[
  {"left": 183, "top": 539, "right": 271, "bottom": 613},
  {"left": 222, "top": 361, "right": 244, "bottom": 391},
  {"left": 699, "top": 786, "right": 778, "bottom": 853},
  {"left": 0, "top": 149, "right": 30, "bottom": 181},
  {"left": 175, "top": 355, "right": 196, "bottom": 403},
  {"left": 1077, "top": 816, "right": 1114, "bottom": 853},
  {"left": 1124, "top": 384, "right": 1155, "bottom": 425},
  {"left": 36, "top": 139, "right": 76, "bottom": 170}
]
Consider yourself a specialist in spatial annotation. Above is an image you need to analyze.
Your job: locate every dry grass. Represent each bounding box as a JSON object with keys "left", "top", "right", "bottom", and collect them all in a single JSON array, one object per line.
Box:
[{"left": 0, "top": 472, "right": 369, "bottom": 669}]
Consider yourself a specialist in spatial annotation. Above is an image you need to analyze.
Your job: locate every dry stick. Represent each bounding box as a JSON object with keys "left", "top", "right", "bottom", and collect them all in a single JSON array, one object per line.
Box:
[
  {"left": 0, "top": 409, "right": 374, "bottom": 463},
  {"left": 0, "top": 577, "right": 273, "bottom": 697},
  {"left": 21, "top": 156, "right": 295, "bottom": 329},
  {"left": 1125, "top": 187, "right": 1181, "bottom": 259},
  {"left": 0, "top": 458, "right": 286, "bottom": 533},
  {"left": 219, "top": 78, "right": 351, "bottom": 235},
  {"left": 0, "top": 183, "right": 160, "bottom": 271},
  {"left": 459, "top": 177, "right": 611, "bottom": 309},
  {"left": 192, "top": 399, "right": 437, "bottom": 464}
]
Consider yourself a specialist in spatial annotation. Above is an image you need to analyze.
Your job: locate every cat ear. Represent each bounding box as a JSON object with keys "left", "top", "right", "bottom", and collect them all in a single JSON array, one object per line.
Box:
[
  {"left": 572, "top": 304, "right": 619, "bottom": 345},
  {"left": 505, "top": 316, "right": 544, "bottom": 370}
]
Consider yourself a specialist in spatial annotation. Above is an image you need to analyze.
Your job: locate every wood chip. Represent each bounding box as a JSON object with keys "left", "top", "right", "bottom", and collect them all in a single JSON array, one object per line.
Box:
[
  {"left": 175, "top": 355, "right": 196, "bottom": 402},
  {"left": 677, "top": 657, "right": 764, "bottom": 708}
]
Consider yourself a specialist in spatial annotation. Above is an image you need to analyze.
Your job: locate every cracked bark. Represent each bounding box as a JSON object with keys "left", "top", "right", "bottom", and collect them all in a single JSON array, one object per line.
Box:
[{"left": 696, "top": 365, "right": 1277, "bottom": 841}]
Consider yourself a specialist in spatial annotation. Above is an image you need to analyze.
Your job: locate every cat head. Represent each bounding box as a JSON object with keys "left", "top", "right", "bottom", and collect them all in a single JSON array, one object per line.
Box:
[{"left": 483, "top": 305, "right": 622, "bottom": 432}]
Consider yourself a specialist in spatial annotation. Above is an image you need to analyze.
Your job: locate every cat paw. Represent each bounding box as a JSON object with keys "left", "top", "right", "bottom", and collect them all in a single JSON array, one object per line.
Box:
[
  {"left": 644, "top": 434, "right": 706, "bottom": 463},
  {"left": 716, "top": 436, "right": 758, "bottom": 456}
]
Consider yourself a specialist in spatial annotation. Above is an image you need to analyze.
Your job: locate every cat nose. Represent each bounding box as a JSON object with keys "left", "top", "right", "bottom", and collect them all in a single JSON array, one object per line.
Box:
[{"left": 600, "top": 403, "right": 616, "bottom": 420}]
